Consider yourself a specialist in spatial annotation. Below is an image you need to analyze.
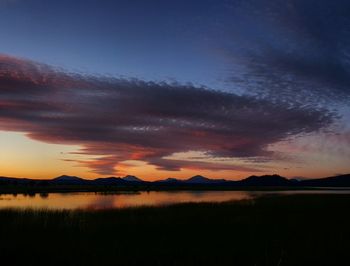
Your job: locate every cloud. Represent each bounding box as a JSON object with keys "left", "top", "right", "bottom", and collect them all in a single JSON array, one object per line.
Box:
[
  {"left": 0, "top": 54, "right": 334, "bottom": 174},
  {"left": 221, "top": 0, "right": 350, "bottom": 103}
]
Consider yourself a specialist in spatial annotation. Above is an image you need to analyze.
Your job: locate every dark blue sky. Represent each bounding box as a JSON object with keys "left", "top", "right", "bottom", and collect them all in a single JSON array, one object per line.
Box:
[
  {"left": 0, "top": 0, "right": 232, "bottom": 87},
  {"left": 2, "top": 0, "right": 350, "bottom": 97}
]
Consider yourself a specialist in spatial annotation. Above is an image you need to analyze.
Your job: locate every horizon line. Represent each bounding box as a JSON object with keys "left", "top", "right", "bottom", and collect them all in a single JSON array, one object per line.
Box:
[{"left": 1, "top": 173, "right": 349, "bottom": 182}]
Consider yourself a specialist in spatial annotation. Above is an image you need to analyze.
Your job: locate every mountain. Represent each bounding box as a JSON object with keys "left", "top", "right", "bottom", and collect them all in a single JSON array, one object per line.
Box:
[
  {"left": 156, "top": 177, "right": 182, "bottom": 183},
  {"left": 238, "top": 174, "right": 292, "bottom": 186},
  {"left": 122, "top": 175, "right": 143, "bottom": 182},
  {"left": 299, "top": 174, "right": 350, "bottom": 187},
  {"left": 47, "top": 173, "right": 350, "bottom": 187},
  {"left": 53, "top": 175, "right": 83, "bottom": 182},
  {"left": 185, "top": 175, "right": 227, "bottom": 184},
  {"left": 0, "top": 176, "right": 31, "bottom": 184},
  {"left": 155, "top": 175, "right": 227, "bottom": 184},
  {"left": 92, "top": 177, "right": 129, "bottom": 185},
  {"left": 51, "top": 175, "right": 88, "bottom": 184},
  {"left": 185, "top": 175, "right": 210, "bottom": 183},
  {"left": 1, "top": 173, "right": 350, "bottom": 189},
  {"left": 52, "top": 175, "right": 144, "bottom": 185}
]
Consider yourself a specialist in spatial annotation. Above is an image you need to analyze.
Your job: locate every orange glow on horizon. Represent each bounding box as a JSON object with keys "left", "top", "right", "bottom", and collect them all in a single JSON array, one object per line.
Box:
[{"left": 1, "top": 131, "right": 349, "bottom": 181}]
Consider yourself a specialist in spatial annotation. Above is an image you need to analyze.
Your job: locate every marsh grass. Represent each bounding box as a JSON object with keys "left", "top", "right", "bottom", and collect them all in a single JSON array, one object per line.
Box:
[{"left": 0, "top": 194, "right": 350, "bottom": 266}]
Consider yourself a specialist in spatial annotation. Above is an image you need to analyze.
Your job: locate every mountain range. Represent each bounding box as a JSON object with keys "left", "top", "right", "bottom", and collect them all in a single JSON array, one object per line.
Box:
[{"left": 1, "top": 173, "right": 350, "bottom": 187}]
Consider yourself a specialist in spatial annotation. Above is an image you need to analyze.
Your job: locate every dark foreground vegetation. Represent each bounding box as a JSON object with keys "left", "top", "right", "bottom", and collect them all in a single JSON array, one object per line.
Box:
[{"left": 1, "top": 194, "right": 350, "bottom": 266}]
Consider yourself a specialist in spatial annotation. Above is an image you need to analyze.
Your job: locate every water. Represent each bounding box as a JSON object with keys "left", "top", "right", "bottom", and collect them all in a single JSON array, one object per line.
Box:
[{"left": 0, "top": 190, "right": 349, "bottom": 210}]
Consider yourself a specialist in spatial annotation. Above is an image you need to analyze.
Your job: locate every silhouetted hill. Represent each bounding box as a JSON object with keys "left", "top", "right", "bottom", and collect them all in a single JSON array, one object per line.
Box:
[
  {"left": 122, "top": 175, "right": 143, "bottom": 182},
  {"left": 155, "top": 176, "right": 226, "bottom": 184},
  {"left": 299, "top": 174, "right": 350, "bottom": 187},
  {"left": 93, "top": 177, "right": 129, "bottom": 185},
  {"left": 0, "top": 176, "right": 31, "bottom": 184},
  {"left": 51, "top": 175, "right": 89, "bottom": 185},
  {"left": 238, "top": 174, "right": 292, "bottom": 186},
  {"left": 185, "top": 175, "right": 227, "bottom": 184},
  {"left": 50, "top": 175, "right": 90, "bottom": 186},
  {"left": 155, "top": 177, "right": 182, "bottom": 184},
  {"left": 1, "top": 173, "right": 350, "bottom": 191}
]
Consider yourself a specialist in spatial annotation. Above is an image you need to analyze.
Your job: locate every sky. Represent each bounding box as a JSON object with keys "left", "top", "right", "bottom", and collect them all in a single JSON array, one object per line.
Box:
[{"left": 0, "top": 0, "right": 349, "bottom": 180}]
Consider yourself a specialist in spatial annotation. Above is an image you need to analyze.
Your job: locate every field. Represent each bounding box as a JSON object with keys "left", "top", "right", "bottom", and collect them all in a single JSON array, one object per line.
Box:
[{"left": 1, "top": 194, "right": 350, "bottom": 266}]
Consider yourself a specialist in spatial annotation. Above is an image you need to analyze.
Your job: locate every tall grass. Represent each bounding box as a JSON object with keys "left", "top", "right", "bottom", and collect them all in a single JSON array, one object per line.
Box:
[{"left": 0, "top": 194, "right": 350, "bottom": 266}]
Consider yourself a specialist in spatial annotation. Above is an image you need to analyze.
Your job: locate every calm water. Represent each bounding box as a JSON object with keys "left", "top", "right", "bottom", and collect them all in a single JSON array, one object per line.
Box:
[{"left": 0, "top": 190, "right": 349, "bottom": 210}]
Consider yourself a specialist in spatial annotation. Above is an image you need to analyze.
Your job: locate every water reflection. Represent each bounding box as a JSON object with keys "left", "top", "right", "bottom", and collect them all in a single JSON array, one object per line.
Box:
[{"left": 0, "top": 190, "right": 349, "bottom": 210}]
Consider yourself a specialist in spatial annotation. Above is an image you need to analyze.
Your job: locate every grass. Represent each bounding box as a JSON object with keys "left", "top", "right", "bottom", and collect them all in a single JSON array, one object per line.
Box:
[{"left": 0, "top": 194, "right": 350, "bottom": 265}]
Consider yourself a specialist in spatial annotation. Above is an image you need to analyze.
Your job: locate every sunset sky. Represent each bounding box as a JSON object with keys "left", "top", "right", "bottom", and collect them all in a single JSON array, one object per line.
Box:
[{"left": 0, "top": 0, "right": 349, "bottom": 180}]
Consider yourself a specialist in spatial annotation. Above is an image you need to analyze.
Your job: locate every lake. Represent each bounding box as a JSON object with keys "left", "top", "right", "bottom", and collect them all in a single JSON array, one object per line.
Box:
[{"left": 1, "top": 189, "right": 350, "bottom": 210}]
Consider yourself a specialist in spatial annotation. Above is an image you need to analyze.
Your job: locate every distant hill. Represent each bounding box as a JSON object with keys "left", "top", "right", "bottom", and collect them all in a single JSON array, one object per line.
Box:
[
  {"left": 51, "top": 175, "right": 89, "bottom": 185},
  {"left": 185, "top": 175, "right": 227, "bottom": 184},
  {"left": 299, "top": 174, "right": 350, "bottom": 187},
  {"left": 50, "top": 175, "right": 145, "bottom": 185},
  {"left": 155, "top": 175, "right": 226, "bottom": 184},
  {"left": 164, "top": 178, "right": 181, "bottom": 183},
  {"left": 155, "top": 177, "right": 182, "bottom": 183},
  {"left": 0, "top": 176, "right": 31, "bottom": 184},
  {"left": 137, "top": 173, "right": 350, "bottom": 187},
  {"left": 1, "top": 173, "right": 350, "bottom": 189},
  {"left": 92, "top": 177, "right": 129, "bottom": 185},
  {"left": 53, "top": 175, "right": 84, "bottom": 182},
  {"left": 238, "top": 174, "right": 293, "bottom": 186},
  {"left": 122, "top": 175, "right": 143, "bottom": 182}
]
